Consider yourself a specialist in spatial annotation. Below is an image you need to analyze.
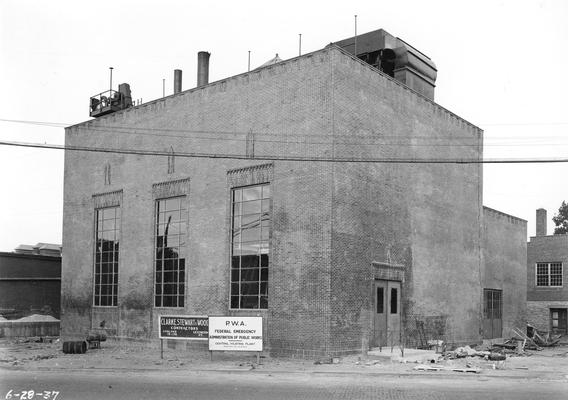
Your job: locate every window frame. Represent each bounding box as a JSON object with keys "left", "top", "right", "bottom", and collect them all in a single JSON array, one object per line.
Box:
[
  {"left": 535, "top": 262, "right": 563, "bottom": 288},
  {"left": 229, "top": 183, "right": 271, "bottom": 310},
  {"left": 93, "top": 206, "right": 121, "bottom": 307},
  {"left": 153, "top": 195, "right": 188, "bottom": 308}
]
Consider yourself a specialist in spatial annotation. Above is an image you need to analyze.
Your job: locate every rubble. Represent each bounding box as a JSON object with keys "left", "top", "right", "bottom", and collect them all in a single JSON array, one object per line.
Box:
[{"left": 526, "top": 324, "right": 562, "bottom": 347}]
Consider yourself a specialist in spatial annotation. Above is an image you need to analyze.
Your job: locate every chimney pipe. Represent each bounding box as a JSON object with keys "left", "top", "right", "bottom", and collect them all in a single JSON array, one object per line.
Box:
[
  {"left": 174, "top": 69, "right": 182, "bottom": 94},
  {"left": 197, "top": 51, "right": 210, "bottom": 87},
  {"left": 536, "top": 208, "right": 547, "bottom": 236}
]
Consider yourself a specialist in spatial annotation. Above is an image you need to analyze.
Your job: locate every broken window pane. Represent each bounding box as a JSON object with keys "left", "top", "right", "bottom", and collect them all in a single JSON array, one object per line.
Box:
[
  {"left": 154, "top": 196, "right": 187, "bottom": 308},
  {"left": 230, "top": 183, "right": 270, "bottom": 309}
]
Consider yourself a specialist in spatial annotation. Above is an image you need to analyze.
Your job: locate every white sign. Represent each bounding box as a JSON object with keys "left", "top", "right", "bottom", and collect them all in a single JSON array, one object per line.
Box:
[{"left": 208, "top": 316, "right": 263, "bottom": 351}]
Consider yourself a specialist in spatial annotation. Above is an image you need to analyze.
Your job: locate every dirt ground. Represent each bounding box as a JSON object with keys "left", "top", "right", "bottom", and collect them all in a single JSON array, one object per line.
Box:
[{"left": 1, "top": 337, "right": 568, "bottom": 381}]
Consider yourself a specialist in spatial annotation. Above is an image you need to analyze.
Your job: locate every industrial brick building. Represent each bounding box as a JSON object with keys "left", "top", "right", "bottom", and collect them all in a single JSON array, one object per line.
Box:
[
  {"left": 62, "top": 29, "right": 527, "bottom": 355},
  {"left": 527, "top": 209, "right": 568, "bottom": 334}
]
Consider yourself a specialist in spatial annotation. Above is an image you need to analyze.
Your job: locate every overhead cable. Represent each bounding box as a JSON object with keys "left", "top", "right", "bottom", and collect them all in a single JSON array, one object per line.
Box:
[{"left": 2, "top": 140, "right": 568, "bottom": 164}]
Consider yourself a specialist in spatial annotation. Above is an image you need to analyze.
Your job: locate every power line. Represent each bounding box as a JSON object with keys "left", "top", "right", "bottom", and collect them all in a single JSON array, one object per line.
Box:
[
  {"left": 0, "top": 118, "right": 69, "bottom": 127},
  {"left": 2, "top": 139, "right": 568, "bottom": 164},
  {"left": 3, "top": 117, "right": 568, "bottom": 147},
  {"left": 4, "top": 117, "right": 568, "bottom": 129},
  {"left": 78, "top": 125, "right": 482, "bottom": 148},
  {"left": 480, "top": 122, "right": 568, "bottom": 127},
  {"left": 66, "top": 123, "right": 568, "bottom": 143},
  {"left": 75, "top": 122, "right": 484, "bottom": 142},
  {"left": 2, "top": 123, "right": 564, "bottom": 149},
  {"left": 82, "top": 125, "right": 568, "bottom": 147}
]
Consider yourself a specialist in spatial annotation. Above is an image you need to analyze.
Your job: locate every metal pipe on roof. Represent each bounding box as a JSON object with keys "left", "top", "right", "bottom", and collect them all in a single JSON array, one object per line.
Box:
[
  {"left": 197, "top": 51, "right": 210, "bottom": 87},
  {"left": 174, "top": 69, "right": 182, "bottom": 94}
]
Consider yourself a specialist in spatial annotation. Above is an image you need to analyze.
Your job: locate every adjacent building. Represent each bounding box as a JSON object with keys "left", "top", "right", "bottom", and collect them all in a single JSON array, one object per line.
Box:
[
  {"left": 0, "top": 243, "right": 62, "bottom": 319},
  {"left": 61, "top": 29, "right": 527, "bottom": 355},
  {"left": 527, "top": 209, "right": 568, "bottom": 334}
]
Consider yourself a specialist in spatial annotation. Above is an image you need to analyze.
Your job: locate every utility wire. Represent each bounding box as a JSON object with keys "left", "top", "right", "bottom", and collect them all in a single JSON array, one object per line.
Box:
[
  {"left": 2, "top": 140, "right": 568, "bottom": 164},
  {"left": 81, "top": 125, "right": 568, "bottom": 147},
  {"left": 65, "top": 123, "right": 568, "bottom": 144},
  {"left": 2, "top": 121, "right": 565, "bottom": 148},
  {"left": 0, "top": 118, "right": 69, "bottom": 127},
  {"left": 5, "top": 117, "right": 568, "bottom": 128},
  {"left": 3, "top": 117, "right": 568, "bottom": 144},
  {"left": 480, "top": 122, "right": 568, "bottom": 127}
]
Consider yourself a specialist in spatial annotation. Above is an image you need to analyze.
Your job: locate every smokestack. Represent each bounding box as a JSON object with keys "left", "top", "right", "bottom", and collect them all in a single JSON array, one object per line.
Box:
[
  {"left": 536, "top": 208, "right": 547, "bottom": 236},
  {"left": 174, "top": 69, "right": 182, "bottom": 94},
  {"left": 197, "top": 51, "right": 210, "bottom": 87}
]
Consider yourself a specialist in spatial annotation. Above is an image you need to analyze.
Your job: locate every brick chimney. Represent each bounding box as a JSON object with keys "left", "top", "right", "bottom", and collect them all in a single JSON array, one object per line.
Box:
[{"left": 536, "top": 208, "right": 547, "bottom": 236}]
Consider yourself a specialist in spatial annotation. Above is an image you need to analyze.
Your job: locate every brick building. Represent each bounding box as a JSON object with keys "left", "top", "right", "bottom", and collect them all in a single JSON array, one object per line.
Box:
[
  {"left": 62, "top": 29, "right": 526, "bottom": 355},
  {"left": 527, "top": 209, "right": 568, "bottom": 334}
]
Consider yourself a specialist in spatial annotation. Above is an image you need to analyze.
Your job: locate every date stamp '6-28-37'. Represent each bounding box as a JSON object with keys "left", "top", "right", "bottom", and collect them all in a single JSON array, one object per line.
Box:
[{"left": 5, "top": 390, "right": 60, "bottom": 400}]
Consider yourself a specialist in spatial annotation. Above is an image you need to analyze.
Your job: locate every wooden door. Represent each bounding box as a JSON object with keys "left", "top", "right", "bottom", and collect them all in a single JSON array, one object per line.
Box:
[
  {"left": 372, "top": 280, "right": 401, "bottom": 347},
  {"left": 387, "top": 281, "right": 401, "bottom": 344},
  {"left": 483, "top": 289, "right": 502, "bottom": 339}
]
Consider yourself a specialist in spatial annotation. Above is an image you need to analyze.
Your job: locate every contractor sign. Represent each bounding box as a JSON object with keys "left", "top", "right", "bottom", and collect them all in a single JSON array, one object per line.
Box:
[{"left": 159, "top": 315, "right": 208, "bottom": 340}]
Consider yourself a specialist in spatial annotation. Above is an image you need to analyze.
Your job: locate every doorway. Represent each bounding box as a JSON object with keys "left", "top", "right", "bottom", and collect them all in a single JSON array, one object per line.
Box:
[
  {"left": 483, "top": 289, "right": 503, "bottom": 339},
  {"left": 550, "top": 309, "right": 567, "bottom": 334},
  {"left": 372, "top": 279, "right": 401, "bottom": 348}
]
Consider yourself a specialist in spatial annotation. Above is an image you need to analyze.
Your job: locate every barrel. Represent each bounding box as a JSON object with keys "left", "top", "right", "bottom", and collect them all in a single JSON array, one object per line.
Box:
[
  {"left": 62, "top": 341, "right": 87, "bottom": 354},
  {"left": 86, "top": 332, "right": 107, "bottom": 342}
]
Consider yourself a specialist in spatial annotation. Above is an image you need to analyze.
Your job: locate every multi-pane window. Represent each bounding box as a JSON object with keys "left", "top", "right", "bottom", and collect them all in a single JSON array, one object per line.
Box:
[
  {"left": 155, "top": 197, "right": 187, "bottom": 307},
  {"left": 536, "top": 262, "right": 563, "bottom": 287},
  {"left": 94, "top": 207, "right": 120, "bottom": 306},
  {"left": 230, "top": 184, "right": 270, "bottom": 309}
]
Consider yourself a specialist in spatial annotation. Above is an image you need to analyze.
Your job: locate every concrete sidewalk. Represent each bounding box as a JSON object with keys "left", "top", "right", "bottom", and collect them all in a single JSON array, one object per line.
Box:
[{"left": 1, "top": 338, "right": 568, "bottom": 382}]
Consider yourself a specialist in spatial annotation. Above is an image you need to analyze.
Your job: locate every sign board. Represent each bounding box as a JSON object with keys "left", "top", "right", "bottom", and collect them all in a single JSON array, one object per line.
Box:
[
  {"left": 208, "top": 316, "right": 263, "bottom": 351},
  {"left": 159, "top": 315, "right": 208, "bottom": 340}
]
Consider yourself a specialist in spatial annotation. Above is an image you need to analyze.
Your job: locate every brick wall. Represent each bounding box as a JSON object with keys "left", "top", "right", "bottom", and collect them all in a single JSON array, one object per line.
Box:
[
  {"left": 482, "top": 207, "right": 527, "bottom": 338},
  {"left": 527, "top": 301, "right": 568, "bottom": 331},
  {"left": 63, "top": 46, "right": 491, "bottom": 353},
  {"left": 526, "top": 234, "right": 568, "bottom": 330},
  {"left": 63, "top": 49, "right": 335, "bottom": 347},
  {"left": 527, "top": 234, "right": 568, "bottom": 301},
  {"left": 328, "top": 49, "right": 484, "bottom": 348}
]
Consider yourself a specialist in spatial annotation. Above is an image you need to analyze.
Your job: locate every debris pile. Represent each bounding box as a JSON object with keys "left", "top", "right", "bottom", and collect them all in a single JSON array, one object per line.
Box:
[
  {"left": 411, "top": 324, "right": 565, "bottom": 374},
  {"left": 526, "top": 324, "right": 562, "bottom": 347}
]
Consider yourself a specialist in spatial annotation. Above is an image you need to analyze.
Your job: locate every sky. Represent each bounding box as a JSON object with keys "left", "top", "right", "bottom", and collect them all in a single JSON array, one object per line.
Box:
[{"left": 1, "top": 0, "right": 567, "bottom": 252}]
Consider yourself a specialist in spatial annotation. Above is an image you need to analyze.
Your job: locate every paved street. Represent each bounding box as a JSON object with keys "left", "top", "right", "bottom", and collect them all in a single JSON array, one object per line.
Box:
[{"left": 1, "top": 369, "right": 567, "bottom": 400}]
